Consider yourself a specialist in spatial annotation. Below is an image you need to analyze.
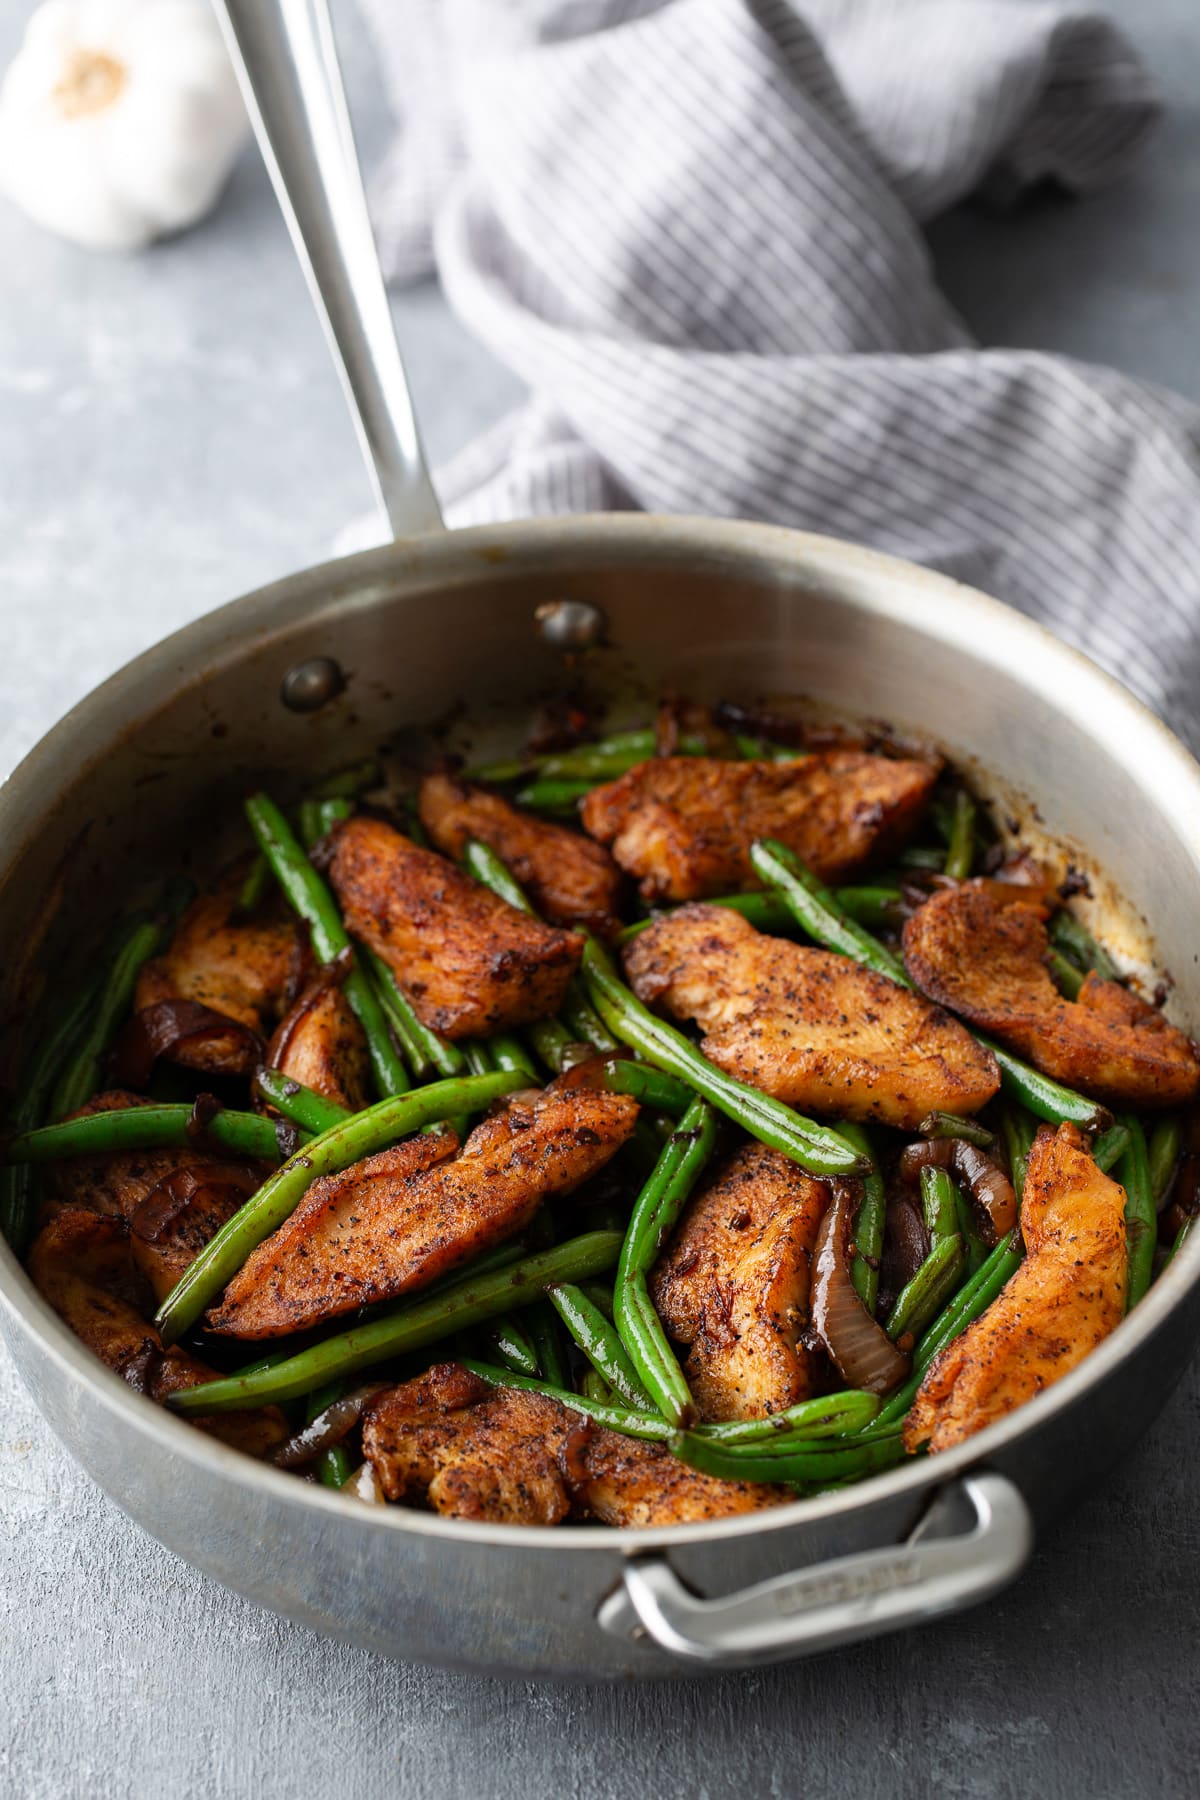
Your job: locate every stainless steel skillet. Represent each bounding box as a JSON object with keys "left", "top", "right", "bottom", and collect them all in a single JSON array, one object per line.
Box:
[{"left": 0, "top": 0, "right": 1198, "bottom": 1679}]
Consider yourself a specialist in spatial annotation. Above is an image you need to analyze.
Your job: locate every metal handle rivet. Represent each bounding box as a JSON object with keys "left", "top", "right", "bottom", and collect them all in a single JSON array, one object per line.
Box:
[
  {"left": 535, "top": 599, "right": 608, "bottom": 650},
  {"left": 281, "top": 656, "right": 345, "bottom": 712}
]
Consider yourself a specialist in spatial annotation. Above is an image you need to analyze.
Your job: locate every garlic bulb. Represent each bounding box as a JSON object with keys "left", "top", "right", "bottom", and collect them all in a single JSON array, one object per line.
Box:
[{"left": 0, "top": 0, "right": 248, "bottom": 251}]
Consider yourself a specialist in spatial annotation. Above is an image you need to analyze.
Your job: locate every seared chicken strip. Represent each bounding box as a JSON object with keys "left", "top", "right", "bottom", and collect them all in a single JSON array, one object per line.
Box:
[
  {"left": 905, "top": 1124, "right": 1128, "bottom": 1453},
  {"left": 419, "top": 771, "right": 623, "bottom": 935},
  {"left": 47, "top": 1090, "right": 264, "bottom": 1303},
  {"left": 266, "top": 975, "right": 370, "bottom": 1111},
  {"left": 651, "top": 1143, "right": 828, "bottom": 1420},
  {"left": 28, "top": 1208, "right": 287, "bottom": 1457},
  {"left": 329, "top": 816, "right": 582, "bottom": 1039},
  {"left": 903, "top": 883, "right": 1200, "bottom": 1109},
  {"left": 363, "top": 1362, "right": 787, "bottom": 1525},
  {"left": 625, "top": 906, "right": 999, "bottom": 1128},
  {"left": 580, "top": 751, "right": 938, "bottom": 900},
  {"left": 134, "top": 863, "right": 298, "bottom": 1075},
  {"left": 207, "top": 1083, "right": 639, "bottom": 1338}
]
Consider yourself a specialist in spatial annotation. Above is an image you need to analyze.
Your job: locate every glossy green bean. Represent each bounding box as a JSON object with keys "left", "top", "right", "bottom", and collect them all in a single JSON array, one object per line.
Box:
[
  {"left": 1046, "top": 948, "right": 1084, "bottom": 1000},
  {"left": 489, "top": 1034, "right": 540, "bottom": 1083},
  {"left": 362, "top": 947, "right": 464, "bottom": 1081},
  {"left": 1049, "top": 911, "right": 1120, "bottom": 982},
  {"left": 526, "top": 1016, "right": 575, "bottom": 1074},
  {"left": 155, "top": 1068, "right": 525, "bottom": 1344},
  {"left": 592, "top": 1057, "right": 694, "bottom": 1118},
  {"left": 246, "top": 793, "right": 409, "bottom": 1100},
  {"left": 170, "top": 1230, "right": 624, "bottom": 1413},
  {"left": 547, "top": 1282, "right": 657, "bottom": 1411},
  {"left": 885, "top": 1234, "right": 965, "bottom": 1342},
  {"left": 49, "top": 917, "right": 164, "bottom": 1120},
  {"left": 618, "top": 886, "right": 901, "bottom": 945},
  {"left": 1118, "top": 1116, "right": 1156, "bottom": 1310},
  {"left": 920, "top": 1166, "right": 959, "bottom": 1246},
  {"left": 696, "top": 1390, "right": 879, "bottom": 1444},
  {"left": 4, "top": 1102, "right": 294, "bottom": 1165},
  {"left": 525, "top": 1299, "right": 570, "bottom": 1388},
  {"left": 512, "top": 779, "right": 597, "bottom": 815},
  {"left": 460, "top": 1359, "right": 672, "bottom": 1440},
  {"left": 254, "top": 1068, "right": 351, "bottom": 1135},
  {"left": 1001, "top": 1105, "right": 1037, "bottom": 1199},
  {"left": 1148, "top": 1117, "right": 1182, "bottom": 1206},
  {"left": 976, "top": 1036, "right": 1109, "bottom": 1131},
  {"left": 234, "top": 855, "right": 272, "bottom": 917},
  {"left": 1093, "top": 1122, "right": 1131, "bottom": 1175},
  {"left": 671, "top": 1427, "right": 908, "bottom": 1486},
  {"left": 952, "top": 1184, "right": 988, "bottom": 1277},
  {"left": 942, "top": 790, "right": 977, "bottom": 882},
  {"left": 485, "top": 1314, "right": 541, "bottom": 1378},
  {"left": 580, "top": 937, "right": 865, "bottom": 1177},
  {"left": 917, "top": 1112, "right": 994, "bottom": 1149},
  {"left": 614, "top": 1096, "right": 715, "bottom": 1426},
  {"left": 840, "top": 1122, "right": 885, "bottom": 1314}
]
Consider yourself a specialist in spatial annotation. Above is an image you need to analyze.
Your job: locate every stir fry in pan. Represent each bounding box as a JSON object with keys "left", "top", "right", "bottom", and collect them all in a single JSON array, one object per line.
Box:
[{"left": 4, "top": 709, "right": 1197, "bottom": 1525}]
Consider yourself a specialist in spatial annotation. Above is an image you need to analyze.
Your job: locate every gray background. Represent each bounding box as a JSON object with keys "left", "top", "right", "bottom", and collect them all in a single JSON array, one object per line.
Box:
[{"left": 2, "top": 2, "right": 1198, "bottom": 1795}]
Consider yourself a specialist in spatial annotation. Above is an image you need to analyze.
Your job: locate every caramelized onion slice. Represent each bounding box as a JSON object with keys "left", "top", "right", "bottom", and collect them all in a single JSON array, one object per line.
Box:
[
  {"left": 272, "top": 1385, "right": 388, "bottom": 1470},
  {"left": 811, "top": 1183, "right": 911, "bottom": 1394},
  {"left": 899, "top": 1138, "right": 1016, "bottom": 1242}
]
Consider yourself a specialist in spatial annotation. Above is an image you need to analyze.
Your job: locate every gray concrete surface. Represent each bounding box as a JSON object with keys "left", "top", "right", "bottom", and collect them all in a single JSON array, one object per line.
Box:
[{"left": 2, "top": 1, "right": 1199, "bottom": 1795}]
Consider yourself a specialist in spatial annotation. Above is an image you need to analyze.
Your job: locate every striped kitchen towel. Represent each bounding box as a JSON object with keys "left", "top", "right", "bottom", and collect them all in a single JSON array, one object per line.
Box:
[{"left": 360, "top": 0, "right": 1200, "bottom": 746}]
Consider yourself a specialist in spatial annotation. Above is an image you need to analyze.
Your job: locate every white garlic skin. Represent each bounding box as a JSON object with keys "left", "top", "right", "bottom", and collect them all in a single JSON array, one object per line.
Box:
[{"left": 0, "top": 0, "right": 249, "bottom": 251}]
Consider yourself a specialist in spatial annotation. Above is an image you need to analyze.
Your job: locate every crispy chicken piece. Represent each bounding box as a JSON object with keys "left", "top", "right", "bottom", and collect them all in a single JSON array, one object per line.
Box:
[
  {"left": 625, "top": 906, "right": 999, "bottom": 1128},
  {"left": 134, "top": 863, "right": 299, "bottom": 1075},
  {"left": 207, "top": 1082, "right": 639, "bottom": 1338},
  {"left": 580, "top": 751, "right": 938, "bottom": 900},
  {"left": 46, "top": 1091, "right": 263, "bottom": 1303},
  {"left": 904, "top": 1124, "right": 1128, "bottom": 1454},
  {"left": 363, "top": 1362, "right": 788, "bottom": 1526},
  {"left": 328, "top": 816, "right": 582, "bottom": 1039},
  {"left": 266, "top": 975, "right": 370, "bottom": 1111},
  {"left": 363, "top": 1363, "right": 573, "bottom": 1524},
  {"left": 569, "top": 1425, "right": 788, "bottom": 1526},
  {"left": 27, "top": 1208, "right": 287, "bottom": 1457},
  {"left": 903, "top": 882, "right": 1200, "bottom": 1109},
  {"left": 651, "top": 1142, "right": 828, "bottom": 1421},
  {"left": 418, "top": 771, "right": 623, "bottom": 935}
]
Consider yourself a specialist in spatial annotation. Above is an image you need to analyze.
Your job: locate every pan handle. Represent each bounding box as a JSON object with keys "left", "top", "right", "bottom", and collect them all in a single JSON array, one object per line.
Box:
[
  {"left": 596, "top": 1472, "right": 1032, "bottom": 1667},
  {"left": 212, "top": 0, "right": 444, "bottom": 540}
]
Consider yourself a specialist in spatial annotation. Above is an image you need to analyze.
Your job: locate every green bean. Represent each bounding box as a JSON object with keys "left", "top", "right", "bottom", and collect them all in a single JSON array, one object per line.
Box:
[
  {"left": 302, "top": 1380, "right": 354, "bottom": 1489},
  {"left": 917, "top": 1112, "right": 994, "bottom": 1149},
  {"left": 696, "top": 1390, "right": 880, "bottom": 1444},
  {"left": 4, "top": 1102, "right": 295, "bottom": 1166},
  {"left": 234, "top": 855, "right": 272, "bottom": 917},
  {"left": 752, "top": 838, "right": 1109, "bottom": 1130},
  {"left": 1119, "top": 1116, "right": 1156, "bottom": 1311},
  {"left": 898, "top": 845, "right": 946, "bottom": 871},
  {"left": 671, "top": 1427, "right": 908, "bottom": 1486},
  {"left": 1001, "top": 1105, "right": 1037, "bottom": 1198},
  {"left": 460, "top": 1359, "right": 672, "bottom": 1439},
  {"left": 513, "top": 779, "right": 597, "bottom": 815},
  {"left": 732, "top": 734, "right": 804, "bottom": 762},
  {"left": 749, "top": 839, "right": 909, "bottom": 984},
  {"left": 0, "top": 963, "right": 107, "bottom": 1246},
  {"left": 246, "top": 794, "right": 409, "bottom": 1101},
  {"left": 942, "top": 790, "right": 977, "bottom": 882},
  {"left": 548, "top": 1282, "right": 657, "bottom": 1411},
  {"left": 254, "top": 1068, "right": 351, "bottom": 1135},
  {"left": 298, "top": 799, "right": 325, "bottom": 851},
  {"left": 1093, "top": 1122, "right": 1131, "bottom": 1175},
  {"left": 315, "top": 796, "right": 352, "bottom": 837},
  {"left": 1049, "top": 911, "right": 1120, "bottom": 982},
  {"left": 581, "top": 1367, "right": 617, "bottom": 1405},
  {"left": 362, "top": 947, "right": 464, "bottom": 1081},
  {"left": 525, "top": 1299, "right": 570, "bottom": 1388},
  {"left": 489, "top": 1034, "right": 540, "bottom": 1084},
  {"left": 463, "top": 839, "right": 617, "bottom": 1053},
  {"left": 841, "top": 1122, "right": 885, "bottom": 1314},
  {"left": 527, "top": 730, "right": 708, "bottom": 784},
  {"left": 952, "top": 1184, "right": 987, "bottom": 1277},
  {"left": 464, "top": 1041, "right": 496, "bottom": 1077},
  {"left": 614, "top": 1097, "right": 715, "bottom": 1426},
  {"left": 592, "top": 1057, "right": 694, "bottom": 1118},
  {"left": 618, "top": 886, "right": 901, "bottom": 945},
  {"left": 1148, "top": 1117, "right": 1182, "bottom": 1206},
  {"left": 1170, "top": 1215, "right": 1196, "bottom": 1262},
  {"left": 48, "top": 917, "right": 165, "bottom": 1120},
  {"left": 155, "top": 1068, "right": 525, "bottom": 1343},
  {"left": 309, "top": 758, "right": 381, "bottom": 801},
  {"left": 580, "top": 937, "right": 865, "bottom": 1177},
  {"left": 1046, "top": 947, "right": 1084, "bottom": 1000},
  {"left": 526, "top": 1016, "right": 575, "bottom": 1074},
  {"left": 872, "top": 1229, "right": 1024, "bottom": 1428},
  {"left": 836, "top": 886, "right": 905, "bottom": 930},
  {"left": 172, "top": 1230, "right": 624, "bottom": 1414},
  {"left": 485, "top": 1314, "right": 541, "bottom": 1378},
  {"left": 920, "top": 1166, "right": 960, "bottom": 1247},
  {"left": 885, "top": 1234, "right": 965, "bottom": 1342}
]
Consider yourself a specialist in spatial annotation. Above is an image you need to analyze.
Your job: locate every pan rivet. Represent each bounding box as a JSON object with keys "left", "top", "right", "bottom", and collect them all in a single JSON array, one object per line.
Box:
[
  {"left": 280, "top": 656, "right": 345, "bottom": 712},
  {"left": 535, "top": 599, "right": 607, "bottom": 650}
]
